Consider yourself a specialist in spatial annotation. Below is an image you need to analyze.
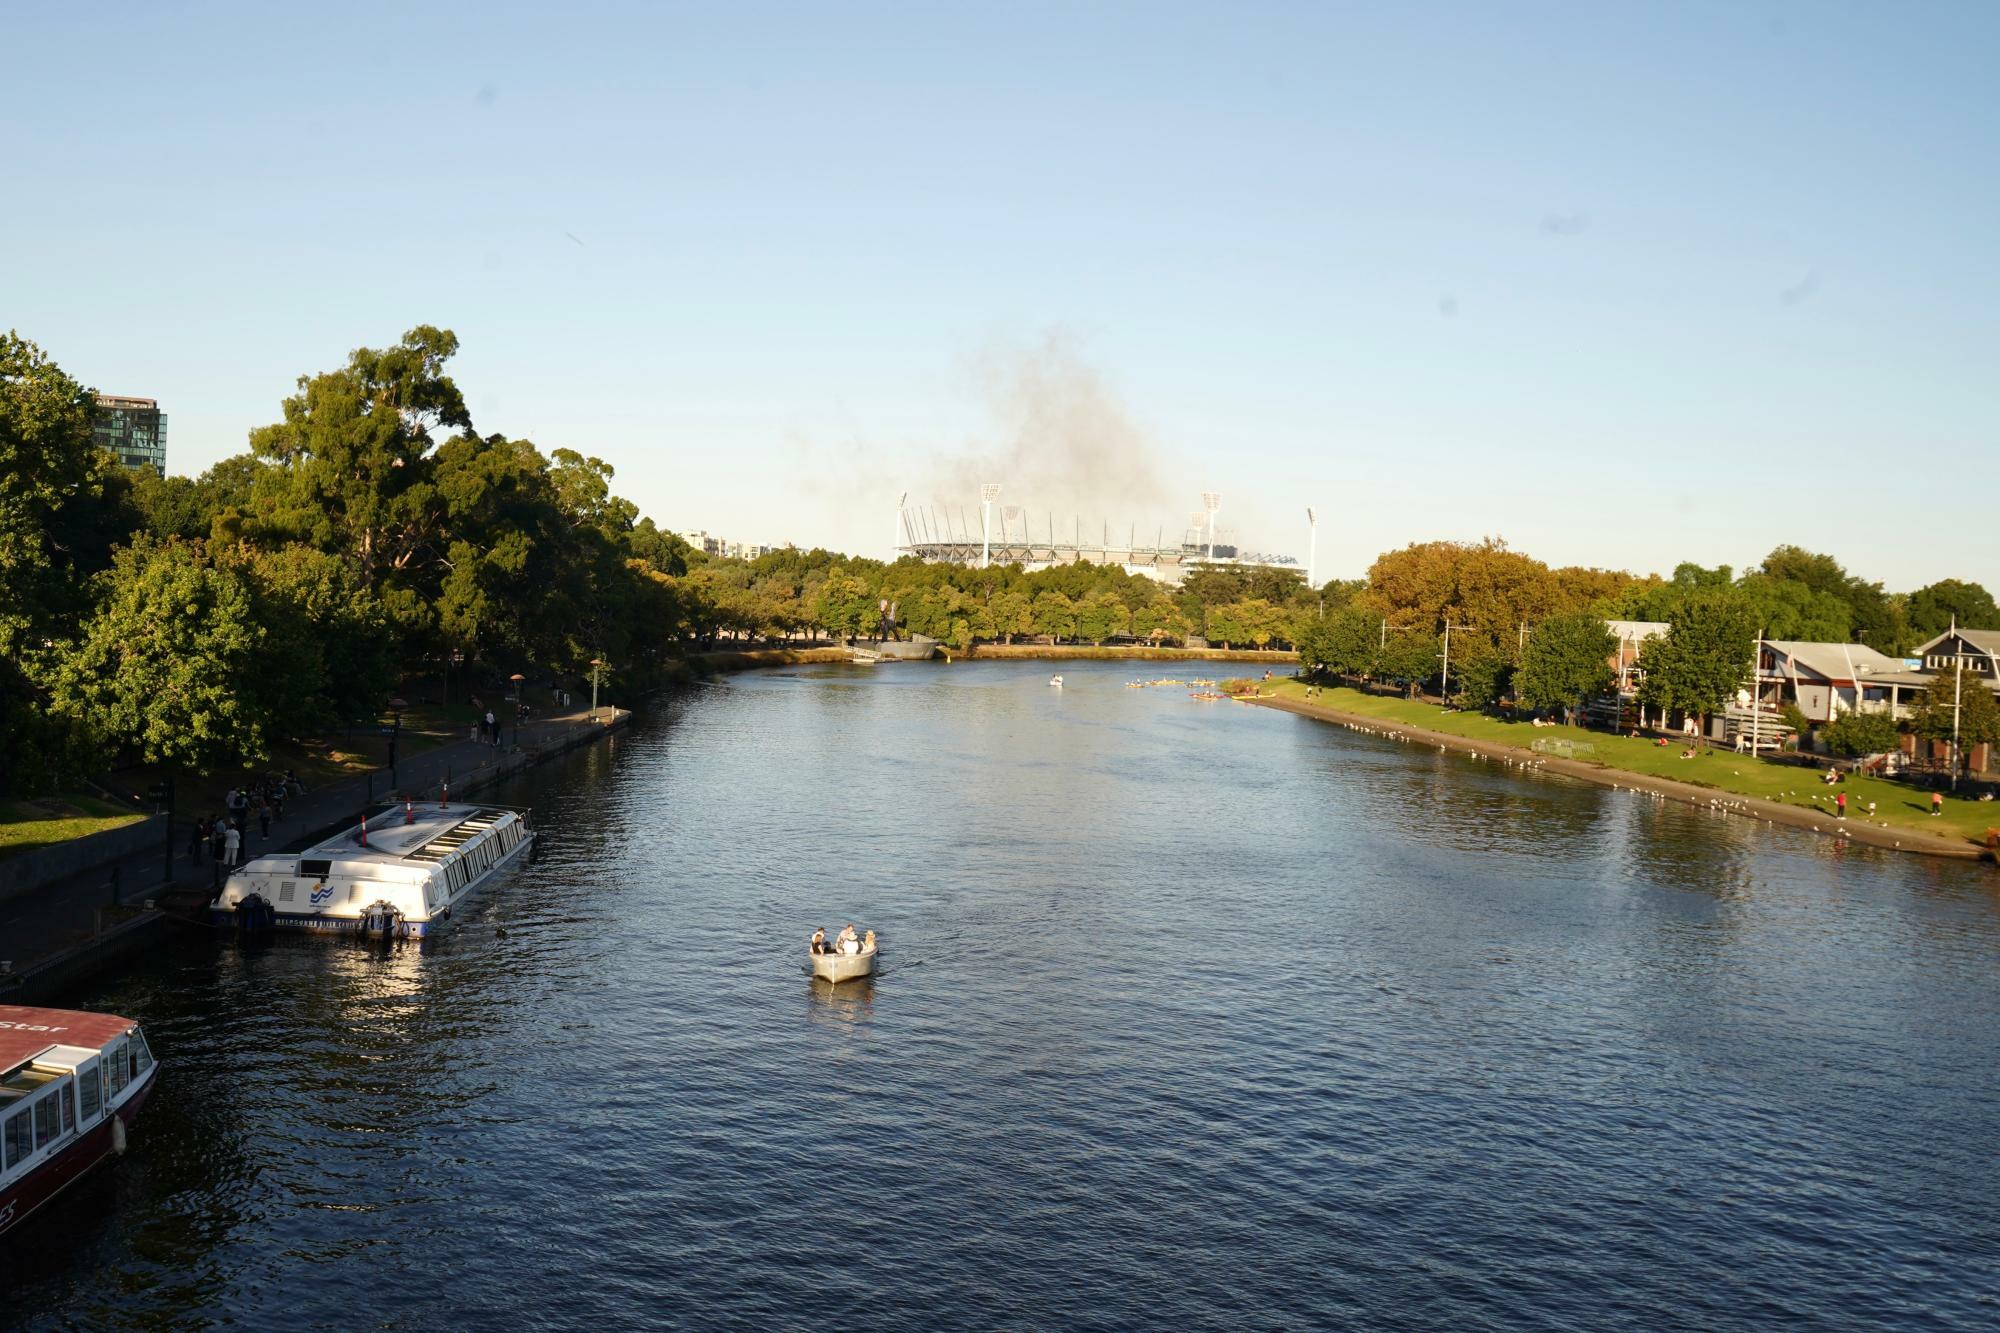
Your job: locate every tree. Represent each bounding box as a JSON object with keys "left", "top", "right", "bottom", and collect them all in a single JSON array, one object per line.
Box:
[
  {"left": 990, "top": 589, "right": 1033, "bottom": 644},
  {"left": 1076, "top": 590, "right": 1127, "bottom": 645},
  {"left": 1515, "top": 614, "right": 1616, "bottom": 713},
  {"left": 48, "top": 539, "right": 273, "bottom": 772},
  {"left": 1451, "top": 638, "right": 1513, "bottom": 710},
  {"left": 1636, "top": 590, "right": 1759, "bottom": 723},
  {"left": 1911, "top": 668, "right": 2000, "bottom": 777},
  {"left": 1031, "top": 590, "right": 1077, "bottom": 641},
  {"left": 1821, "top": 711, "right": 1899, "bottom": 758},
  {"left": 1908, "top": 579, "right": 2000, "bottom": 639},
  {"left": 813, "top": 572, "right": 876, "bottom": 640},
  {"left": 1295, "top": 607, "right": 1377, "bottom": 678},
  {"left": 0, "top": 333, "right": 134, "bottom": 794},
  {"left": 1373, "top": 628, "right": 1439, "bottom": 698},
  {"left": 248, "top": 325, "right": 471, "bottom": 589}
]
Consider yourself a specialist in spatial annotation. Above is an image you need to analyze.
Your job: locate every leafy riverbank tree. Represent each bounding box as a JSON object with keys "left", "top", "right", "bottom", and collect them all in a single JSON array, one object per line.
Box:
[
  {"left": 1515, "top": 614, "right": 1616, "bottom": 714},
  {"left": 1635, "top": 590, "right": 1760, "bottom": 724}
]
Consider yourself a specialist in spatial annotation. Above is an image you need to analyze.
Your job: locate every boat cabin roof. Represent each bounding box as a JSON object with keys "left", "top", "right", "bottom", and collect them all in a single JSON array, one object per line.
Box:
[
  {"left": 236, "top": 802, "right": 522, "bottom": 879},
  {"left": 0, "top": 1006, "right": 135, "bottom": 1073}
]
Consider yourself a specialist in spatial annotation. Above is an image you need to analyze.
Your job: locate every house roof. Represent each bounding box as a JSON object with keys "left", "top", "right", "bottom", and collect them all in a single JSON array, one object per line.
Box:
[
  {"left": 1762, "top": 640, "right": 1909, "bottom": 683},
  {"left": 1606, "top": 620, "right": 1670, "bottom": 641},
  {"left": 1912, "top": 627, "right": 2000, "bottom": 657}
]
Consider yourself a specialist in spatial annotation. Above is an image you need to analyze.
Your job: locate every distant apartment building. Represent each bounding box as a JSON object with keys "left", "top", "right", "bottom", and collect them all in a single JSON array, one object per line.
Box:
[
  {"left": 93, "top": 395, "right": 168, "bottom": 472},
  {"left": 683, "top": 532, "right": 784, "bottom": 560}
]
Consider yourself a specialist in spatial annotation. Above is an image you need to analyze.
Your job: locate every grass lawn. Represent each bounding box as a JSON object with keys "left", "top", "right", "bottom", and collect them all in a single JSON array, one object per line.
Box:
[
  {"left": 1262, "top": 681, "right": 2000, "bottom": 849},
  {"left": 0, "top": 795, "right": 148, "bottom": 860}
]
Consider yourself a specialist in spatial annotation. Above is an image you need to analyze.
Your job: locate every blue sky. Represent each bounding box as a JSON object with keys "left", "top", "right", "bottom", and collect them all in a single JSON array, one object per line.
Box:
[{"left": 6, "top": 1, "right": 1995, "bottom": 588}]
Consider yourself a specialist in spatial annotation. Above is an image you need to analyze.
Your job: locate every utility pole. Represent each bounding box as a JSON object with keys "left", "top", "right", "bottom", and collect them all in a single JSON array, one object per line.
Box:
[
  {"left": 1951, "top": 618, "right": 1964, "bottom": 790},
  {"left": 1749, "top": 633, "right": 1763, "bottom": 756}
]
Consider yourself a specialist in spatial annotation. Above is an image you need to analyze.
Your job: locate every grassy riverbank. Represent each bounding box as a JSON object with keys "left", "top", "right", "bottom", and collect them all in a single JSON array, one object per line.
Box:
[
  {"left": 0, "top": 795, "right": 147, "bottom": 860},
  {"left": 968, "top": 643, "right": 1297, "bottom": 663},
  {"left": 1251, "top": 681, "right": 1999, "bottom": 856}
]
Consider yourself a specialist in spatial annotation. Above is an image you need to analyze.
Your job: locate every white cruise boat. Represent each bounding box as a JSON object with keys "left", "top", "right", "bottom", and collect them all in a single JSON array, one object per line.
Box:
[
  {"left": 210, "top": 801, "right": 534, "bottom": 939},
  {"left": 1, "top": 1005, "right": 158, "bottom": 1239}
]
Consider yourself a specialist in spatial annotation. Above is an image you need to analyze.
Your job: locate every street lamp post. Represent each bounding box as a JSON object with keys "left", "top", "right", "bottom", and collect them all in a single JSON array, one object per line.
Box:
[
  {"left": 980, "top": 484, "right": 1001, "bottom": 569},
  {"left": 387, "top": 697, "right": 407, "bottom": 789},
  {"left": 591, "top": 657, "right": 604, "bottom": 722}
]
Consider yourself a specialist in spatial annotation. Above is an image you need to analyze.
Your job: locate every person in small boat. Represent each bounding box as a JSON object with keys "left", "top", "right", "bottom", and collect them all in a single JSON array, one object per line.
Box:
[
  {"left": 809, "top": 928, "right": 828, "bottom": 955},
  {"left": 837, "top": 924, "right": 860, "bottom": 955},
  {"left": 863, "top": 929, "right": 877, "bottom": 953}
]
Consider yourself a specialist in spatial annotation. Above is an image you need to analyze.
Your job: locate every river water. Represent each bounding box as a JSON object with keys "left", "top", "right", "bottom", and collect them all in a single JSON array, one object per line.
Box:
[{"left": 8, "top": 659, "right": 2000, "bottom": 1328}]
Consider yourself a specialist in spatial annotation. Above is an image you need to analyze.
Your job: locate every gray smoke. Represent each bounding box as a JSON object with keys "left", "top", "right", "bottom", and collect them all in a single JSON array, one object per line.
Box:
[{"left": 938, "top": 331, "right": 1169, "bottom": 524}]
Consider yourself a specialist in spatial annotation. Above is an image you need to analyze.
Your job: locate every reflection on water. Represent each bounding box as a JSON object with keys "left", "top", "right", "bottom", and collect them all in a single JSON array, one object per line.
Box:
[{"left": 10, "top": 659, "right": 2000, "bottom": 1329}]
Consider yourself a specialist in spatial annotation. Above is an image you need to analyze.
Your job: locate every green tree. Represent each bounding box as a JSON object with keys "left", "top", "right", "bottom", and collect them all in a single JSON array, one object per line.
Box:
[
  {"left": 1821, "top": 710, "right": 1900, "bottom": 758},
  {"left": 1907, "top": 579, "right": 2000, "bottom": 639},
  {"left": 248, "top": 325, "right": 471, "bottom": 589},
  {"left": 1515, "top": 613, "right": 1616, "bottom": 713},
  {"left": 1636, "top": 590, "right": 1759, "bottom": 723},
  {"left": 48, "top": 539, "right": 273, "bottom": 772},
  {"left": 1295, "top": 607, "right": 1378, "bottom": 678},
  {"left": 1451, "top": 638, "right": 1513, "bottom": 709},
  {"left": 990, "top": 588, "right": 1033, "bottom": 644},
  {"left": 813, "top": 572, "right": 876, "bottom": 640},
  {"left": 1373, "top": 628, "right": 1440, "bottom": 697},
  {"left": 1076, "top": 590, "right": 1128, "bottom": 645},
  {"left": 1911, "top": 667, "right": 2000, "bottom": 776},
  {"left": 1031, "top": 590, "right": 1077, "bottom": 641}
]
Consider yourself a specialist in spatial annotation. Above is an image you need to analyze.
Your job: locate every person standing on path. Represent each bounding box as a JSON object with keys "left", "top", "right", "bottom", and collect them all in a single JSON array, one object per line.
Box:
[
  {"left": 485, "top": 709, "right": 498, "bottom": 745},
  {"left": 1836, "top": 791, "right": 1846, "bottom": 820},
  {"left": 257, "top": 799, "right": 271, "bottom": 840},
  {"left": 210, "top": 815, "right": 227, "bottom": 862},
  {"left": 1932, "top": 790, "right": 1944, "bottom": 816},
  {"left": 222, "top": 822, "right": 241, "bottom": 868},
  {"left": 191, "top": 815, "right": 209, "bottom": 863}
]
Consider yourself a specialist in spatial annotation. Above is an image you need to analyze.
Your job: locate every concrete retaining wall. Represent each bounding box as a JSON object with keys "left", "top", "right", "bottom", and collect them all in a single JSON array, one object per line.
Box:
[{"left": 0, "top": 815, "right": 164, "bottom": 905}]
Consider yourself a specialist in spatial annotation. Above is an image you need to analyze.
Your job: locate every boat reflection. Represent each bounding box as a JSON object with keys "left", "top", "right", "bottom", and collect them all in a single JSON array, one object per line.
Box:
[{"left": 804, "top": 974, "right": 875, "bottom": 1024}]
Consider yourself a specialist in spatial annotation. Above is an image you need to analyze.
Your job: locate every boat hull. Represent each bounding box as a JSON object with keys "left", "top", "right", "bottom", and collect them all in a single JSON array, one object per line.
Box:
[
  {"left": 810, "top": 948, "right": 878, "bottom": 983},
  {"left": 0, "top": 1064, "right": 156, "bottom": 1241}
]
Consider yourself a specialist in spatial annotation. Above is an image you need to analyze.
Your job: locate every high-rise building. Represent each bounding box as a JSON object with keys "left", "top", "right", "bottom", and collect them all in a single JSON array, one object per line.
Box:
[{"left": 93, "top": 395, "right": 168, "bottom": 472}]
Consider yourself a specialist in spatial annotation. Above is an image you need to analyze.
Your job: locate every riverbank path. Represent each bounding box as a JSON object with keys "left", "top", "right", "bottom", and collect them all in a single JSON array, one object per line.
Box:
[{"left": 0, "top": 707, "right": 624, "bottom": 976}]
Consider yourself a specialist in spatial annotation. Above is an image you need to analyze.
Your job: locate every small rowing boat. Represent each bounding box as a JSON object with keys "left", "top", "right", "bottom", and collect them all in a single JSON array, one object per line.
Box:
[{"left": 810, "top": 944, "right": 878, "bottom": 983}]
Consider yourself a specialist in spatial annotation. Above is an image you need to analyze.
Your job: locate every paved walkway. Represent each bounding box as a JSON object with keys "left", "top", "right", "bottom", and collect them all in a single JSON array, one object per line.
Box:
[{"left": 0, "top": 708, "right": 624, "bottom": 974}]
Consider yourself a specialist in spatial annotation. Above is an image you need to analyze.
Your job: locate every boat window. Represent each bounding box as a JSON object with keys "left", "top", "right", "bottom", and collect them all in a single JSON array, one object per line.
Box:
[
  {"left": 60, "top": 1080, "right": 74, "bottom": 1133},
  {"left": 3, "top": 1106, "right": 30, "bottom": 1168},
  {"left": 78, "top": 1062, "right": 101, "bottom": 1121},
  {"left": 132, "top": 1030, "right": 153, "bottom": 1078},
  {"left": 33, "top": 1093, "right": 59, "bottom": 1149},
  {"left": 104, "top": 1040, "right": 128, "bottom": 1097},
  {"left": 300, "top": 858, "right": 332, "bottom": 878}
]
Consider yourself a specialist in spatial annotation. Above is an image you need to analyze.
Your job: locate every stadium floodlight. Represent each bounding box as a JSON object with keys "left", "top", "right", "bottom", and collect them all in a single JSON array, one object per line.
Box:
[
  {"left": 1202, "top": 492, "right": 1221, "bottom": 562},
  {"left": 895, "top": 491, "right": 908, "bottom": 557},
  {"left": 1305, "top": 506, "right": 1318, "bottom": 589},
  {"left": 980, "top": 483, "right": 1001, "bottom": 568}
]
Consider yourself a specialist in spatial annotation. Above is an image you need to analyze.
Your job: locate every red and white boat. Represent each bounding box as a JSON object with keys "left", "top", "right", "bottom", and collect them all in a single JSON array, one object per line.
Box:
[{"left": 0, "top": 1005, "right": 158, "bottom": 1240}]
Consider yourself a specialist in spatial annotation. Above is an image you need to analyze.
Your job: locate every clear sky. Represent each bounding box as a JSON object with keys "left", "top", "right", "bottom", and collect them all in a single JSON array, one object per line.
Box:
[{"left": 7, "top": 1, "right": 1995, "bottom": 589}]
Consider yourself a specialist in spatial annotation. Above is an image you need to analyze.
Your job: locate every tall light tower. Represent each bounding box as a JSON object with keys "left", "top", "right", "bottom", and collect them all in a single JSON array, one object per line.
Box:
[
  {"left": 980, "top": 483, "right": 1001, "bottom": 568},
  {"left": 894, "top": 491, "right": 907, "bottom": 560},
  {"left": 1305, "top": 506, "right": 1318, "bottom": 591},
  {"left": 1202, "top": 492, "right": 1221, "bottom": 563}
]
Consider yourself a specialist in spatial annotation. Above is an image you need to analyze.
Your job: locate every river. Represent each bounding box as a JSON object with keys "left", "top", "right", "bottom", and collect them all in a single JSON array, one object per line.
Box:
[{"left": 7, "top": 659, "right": 2000, "bottom": 1328}]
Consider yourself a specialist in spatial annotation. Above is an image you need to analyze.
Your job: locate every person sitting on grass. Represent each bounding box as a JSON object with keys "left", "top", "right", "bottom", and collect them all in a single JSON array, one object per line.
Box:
[{"left": 1681, "top": 746, "right": 1698, "bottom": 759}]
